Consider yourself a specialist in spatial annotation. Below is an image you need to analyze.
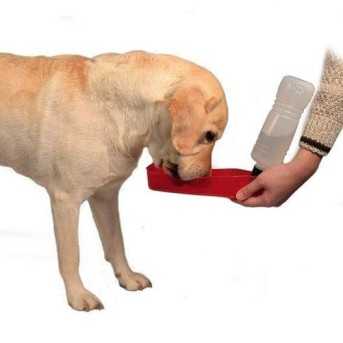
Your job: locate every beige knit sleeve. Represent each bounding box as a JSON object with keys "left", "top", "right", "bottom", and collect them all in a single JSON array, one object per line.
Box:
[{"left": 300, "top": 51, "right": 343, "bottom": 156}]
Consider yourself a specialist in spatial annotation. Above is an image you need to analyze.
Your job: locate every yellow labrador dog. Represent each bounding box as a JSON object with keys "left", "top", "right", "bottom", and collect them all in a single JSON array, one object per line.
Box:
[{"left": 0, "top": 51, "right": 228, "bottom": 311}]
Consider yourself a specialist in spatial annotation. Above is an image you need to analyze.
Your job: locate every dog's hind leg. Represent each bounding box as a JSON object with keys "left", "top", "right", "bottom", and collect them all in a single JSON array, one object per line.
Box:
[
  {"left": 50, "top": 192, "right": 104, "bottom": 311},
  {"left": 89, "top": 185, "right": 152, "bottom": 291}
]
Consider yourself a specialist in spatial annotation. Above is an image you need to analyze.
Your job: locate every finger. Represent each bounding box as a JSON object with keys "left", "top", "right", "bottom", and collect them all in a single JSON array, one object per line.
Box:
[
  {"left": 240, "top": 195, "right": 267, "bottom": 207},
  {"left": 236, "top": 179, "right": 263, "bottom": 201}
]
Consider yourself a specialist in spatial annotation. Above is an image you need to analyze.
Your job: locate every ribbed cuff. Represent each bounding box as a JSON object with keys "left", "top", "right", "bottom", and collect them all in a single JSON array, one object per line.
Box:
[
  {"left": 300, "top": 137, "right": 330, "bottom": 157},
  {"left": 300, "top": 114, "right": 342, "bottom": 156}
]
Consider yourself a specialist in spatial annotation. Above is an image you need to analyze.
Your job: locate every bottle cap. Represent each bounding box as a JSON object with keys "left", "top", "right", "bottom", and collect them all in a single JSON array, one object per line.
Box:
[{"left": 252, "top": 165, "right": 263, "bottom": 176}]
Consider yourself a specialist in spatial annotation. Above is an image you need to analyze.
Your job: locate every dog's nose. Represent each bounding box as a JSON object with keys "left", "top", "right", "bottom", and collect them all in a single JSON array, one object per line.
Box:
[{"left": 168, "top": 162, "right": 180, "bottom": 179}]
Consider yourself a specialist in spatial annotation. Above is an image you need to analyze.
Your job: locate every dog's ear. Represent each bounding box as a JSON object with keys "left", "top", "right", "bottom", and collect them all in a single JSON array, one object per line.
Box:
[
  {"left": 166, "top": 87, "right": 207, "bottom": 155},
  {"left": 166, "top": 88, "right": 221, "bottom": 155},
  {"left": 205, "top": 96, "right": 221, "bottom": 114}
]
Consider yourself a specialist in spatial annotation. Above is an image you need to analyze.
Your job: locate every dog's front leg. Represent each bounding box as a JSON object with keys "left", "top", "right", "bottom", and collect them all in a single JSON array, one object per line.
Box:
[
  {"left": 50, "top": 192, "right": 104, "bottom": 311},
  {"left": 89, "top": 186, "right": 152, "bottom": 291}
]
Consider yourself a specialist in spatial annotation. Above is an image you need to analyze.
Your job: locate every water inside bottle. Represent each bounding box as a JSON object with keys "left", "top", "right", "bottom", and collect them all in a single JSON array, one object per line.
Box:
[{"left": 251, "top": 132, "right": 292, "bottom": 169}]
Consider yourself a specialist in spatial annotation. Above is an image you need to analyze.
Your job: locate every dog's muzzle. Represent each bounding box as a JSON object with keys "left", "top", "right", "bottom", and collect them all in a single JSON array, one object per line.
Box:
[{"left": 166, "top": 162, "right": 180, "bottom": 179}]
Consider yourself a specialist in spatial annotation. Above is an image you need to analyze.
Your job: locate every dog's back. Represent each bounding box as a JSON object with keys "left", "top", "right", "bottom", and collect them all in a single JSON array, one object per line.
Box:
[
  {"left": 0, "top": 53, "right": 90, "bottom": 99},
  {"left": 0, "top": 54, "right": 91, "bottom": 174}
]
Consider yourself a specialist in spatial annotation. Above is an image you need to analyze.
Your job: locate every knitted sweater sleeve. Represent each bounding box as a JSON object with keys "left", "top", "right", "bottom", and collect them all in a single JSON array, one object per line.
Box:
[{"left": 300, "top": 51, "right": 343, "bottom": 156}]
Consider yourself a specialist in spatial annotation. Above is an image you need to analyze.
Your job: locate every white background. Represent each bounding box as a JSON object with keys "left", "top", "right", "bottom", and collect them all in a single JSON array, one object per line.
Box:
[{"left": 0, "top": 1, "right": 342, "bottom": 342}]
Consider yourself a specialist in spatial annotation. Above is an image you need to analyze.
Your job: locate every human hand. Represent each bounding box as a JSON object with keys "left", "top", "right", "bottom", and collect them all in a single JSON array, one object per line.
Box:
[{"left": 235, "top": 148, "right": 321, "bottom": 207}]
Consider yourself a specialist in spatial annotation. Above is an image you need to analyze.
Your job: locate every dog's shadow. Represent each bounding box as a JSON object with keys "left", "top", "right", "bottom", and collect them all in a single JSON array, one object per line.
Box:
[{"left": 0, "top": 228, "right": 38, "bottom": 238}]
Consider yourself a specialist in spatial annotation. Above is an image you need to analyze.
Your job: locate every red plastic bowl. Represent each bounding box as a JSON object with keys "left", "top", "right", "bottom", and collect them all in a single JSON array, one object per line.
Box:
[{"left": 146, "top": 164, "right": 255, "bottom": 200}]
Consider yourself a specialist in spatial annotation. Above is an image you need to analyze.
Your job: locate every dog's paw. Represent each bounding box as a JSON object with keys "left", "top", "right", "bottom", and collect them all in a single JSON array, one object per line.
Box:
[
  {"left": 116, "top": 271, "right": 152, "bottom": 291},
  {"left": 67, "top": 288, "right": 104, "bottom": 312}
]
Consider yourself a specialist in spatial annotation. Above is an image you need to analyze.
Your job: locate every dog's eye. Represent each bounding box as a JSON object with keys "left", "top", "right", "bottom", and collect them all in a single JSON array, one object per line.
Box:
[{"left": 204, "top": 131, "right": 217, "bottom": 144}]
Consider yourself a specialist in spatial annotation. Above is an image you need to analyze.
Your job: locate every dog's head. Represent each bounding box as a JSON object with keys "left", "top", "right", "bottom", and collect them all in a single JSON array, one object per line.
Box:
[{"left": 149, "top": 74, "right": 228, "bottom": 181}]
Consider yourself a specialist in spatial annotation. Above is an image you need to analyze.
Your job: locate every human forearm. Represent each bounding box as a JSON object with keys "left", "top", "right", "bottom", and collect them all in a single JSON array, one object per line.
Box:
[
  {"left": 289, "top": 148, "right": 321, "bottom": 180},
  {"left": 300, "top": 51, "right": 343, "bottom": 156}
]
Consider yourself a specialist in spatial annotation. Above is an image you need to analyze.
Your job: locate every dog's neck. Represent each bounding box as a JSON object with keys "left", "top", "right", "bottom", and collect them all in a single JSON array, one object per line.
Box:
[{"left": 89, "top": 54, "right": 184, "bottom": 165}]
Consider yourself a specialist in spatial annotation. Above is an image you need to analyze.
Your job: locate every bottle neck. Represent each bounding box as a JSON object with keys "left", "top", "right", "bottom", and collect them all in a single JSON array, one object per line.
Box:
[{"left": 252, "top": 165, "right": 263, "bottom": 176}]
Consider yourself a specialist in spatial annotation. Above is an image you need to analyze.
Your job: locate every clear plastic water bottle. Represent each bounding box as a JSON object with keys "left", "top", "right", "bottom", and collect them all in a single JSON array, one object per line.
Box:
[{"left": 251, "top": 76, "right": 315, "bottom": 175}]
